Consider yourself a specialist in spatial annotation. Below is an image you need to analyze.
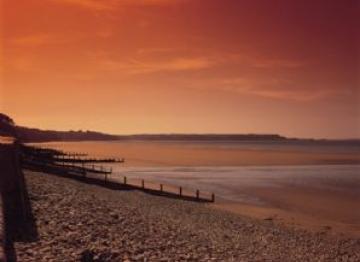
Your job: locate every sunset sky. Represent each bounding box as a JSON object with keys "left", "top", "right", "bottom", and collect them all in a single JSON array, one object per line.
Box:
[{"left": 1, "top": 0, "right": 359, "bottom": 138}]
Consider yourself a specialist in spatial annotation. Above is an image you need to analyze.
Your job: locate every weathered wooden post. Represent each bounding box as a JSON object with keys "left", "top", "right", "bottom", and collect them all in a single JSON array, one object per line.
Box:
[
  {"left": 196, "top": 190, "right": 199, "bottom": 200},
  {"left": 82, "top": 162, "right": 85, "bottom": 177},
  {"left": 124, "top": 176, "right": 127, "bottom": 185},
  {"left": 179, "top": 187, "right": 182, "bottom": 197},
  {"left": 142, "top": 179, "right": 145, "bottom": 189},
  {"left": 211, "top": 193, "right": 215, "bottom": 202},
  {"left": 160, "top": 184, "right": 163, "bottom": 192}
]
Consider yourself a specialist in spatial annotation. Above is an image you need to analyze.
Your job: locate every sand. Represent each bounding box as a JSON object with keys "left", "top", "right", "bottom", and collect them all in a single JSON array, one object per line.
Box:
[{"left": 14, "top": 170, "right": 360, "bottom": 261}]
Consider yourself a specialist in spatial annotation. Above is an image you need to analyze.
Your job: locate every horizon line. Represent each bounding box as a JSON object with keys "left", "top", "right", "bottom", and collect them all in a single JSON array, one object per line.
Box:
[{"left": 16, "top": 125, "right": 360, "bottom": 141}]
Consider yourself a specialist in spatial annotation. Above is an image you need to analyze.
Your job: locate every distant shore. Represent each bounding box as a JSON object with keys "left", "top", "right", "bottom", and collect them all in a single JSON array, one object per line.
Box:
[{"left": 15, "top": 124, "right": 360, "bottom": 143}]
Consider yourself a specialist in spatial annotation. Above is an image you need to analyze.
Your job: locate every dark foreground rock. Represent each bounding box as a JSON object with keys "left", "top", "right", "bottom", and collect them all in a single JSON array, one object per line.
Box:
[{"left": 15, "top": 171, "right": 360, "bottom": 261}]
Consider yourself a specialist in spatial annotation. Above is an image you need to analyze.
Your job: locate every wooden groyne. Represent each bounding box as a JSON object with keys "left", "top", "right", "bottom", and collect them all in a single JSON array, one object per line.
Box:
[
  {"left": 23, "top": 159, "right": 113, "bottom": 176},
  {"left": 113, "top": 176, "right": 215, "bottom": 203},
  {"left": 22, "top": 146, "right": 124, "bottom": 164},
  {"left": 21, "top": 145, "right": 215, "bottom": 203},
  {"left": 54, "top": 155, "right": 124, "bottom": 164}
]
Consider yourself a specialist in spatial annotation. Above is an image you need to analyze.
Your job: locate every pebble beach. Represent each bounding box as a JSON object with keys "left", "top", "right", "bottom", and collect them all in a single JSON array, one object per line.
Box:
[{"left": 14, "top": 170, "right": 360, "bottom": 261}]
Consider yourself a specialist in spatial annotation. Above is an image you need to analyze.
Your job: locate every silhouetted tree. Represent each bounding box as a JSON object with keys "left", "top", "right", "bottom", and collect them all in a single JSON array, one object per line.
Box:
[
  {"left": 0, "top": 113, "right": 17, "bottom": 137},
  {"left": 0, "top": 113, "right": 15, "bottom": 125}
]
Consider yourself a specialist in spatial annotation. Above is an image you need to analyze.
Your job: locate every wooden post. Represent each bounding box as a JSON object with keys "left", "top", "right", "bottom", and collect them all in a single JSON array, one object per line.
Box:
[
  {"left": 124, "top": 176, "right": 127, "bottom": 185},
  {"left": 142, "top": 179, "right": 145, "bottom": 189},
  {"left": 82, "top": 162, "right": 85, "bottom": 177},
  {"left": 160, "top": 184, "right": 163, "bottom": 192},
  {"left": 211, "top": 193, "right": 215, "bottom": 202},
  {"left": 196, "top": 190, "right": 199, "bottom": 200},
  {"left": 179, "top": 187, "right": 182, "bottom": 196}
]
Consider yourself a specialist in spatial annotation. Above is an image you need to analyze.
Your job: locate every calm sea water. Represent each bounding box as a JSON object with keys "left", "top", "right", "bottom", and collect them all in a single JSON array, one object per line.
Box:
[
  {"left": 32, "top": 140, "right": 360, "bottom": 204},
  {"left": 33, "top": 140, "right": 360, "bottom": 166}
]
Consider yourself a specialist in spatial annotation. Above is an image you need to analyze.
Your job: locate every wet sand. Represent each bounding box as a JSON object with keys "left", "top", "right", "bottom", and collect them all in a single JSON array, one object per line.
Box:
[{"left": 214, "top": 187, "right": 360, "bottom": 237}]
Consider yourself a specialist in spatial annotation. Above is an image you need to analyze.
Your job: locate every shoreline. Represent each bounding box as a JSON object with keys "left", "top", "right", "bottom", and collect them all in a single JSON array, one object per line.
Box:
[{"left": 112, "top": 164, "right": 360, "bottom": 239}]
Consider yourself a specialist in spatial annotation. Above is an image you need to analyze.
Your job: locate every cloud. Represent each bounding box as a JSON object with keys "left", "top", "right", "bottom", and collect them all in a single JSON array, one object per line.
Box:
[
  {"left": 250, "top": 57, "right": 304, "bottom": 69},
  {"left": 136, "top": 47, "right": 176, "bottom": 55},
  {"left": 99, "top": 57, "right": 215, "bottom": 74},
  {"left": 50, "top": 0, "right": 184, "bottom": 11},
  {"left": 190, "top": 77, "right": 342, "bottom": 102},
  {"left": 9, "top": 34, "right": 53, "bottom": 47},
  {"left": 6, "top": 57, "right": 41, "bottom": 72},
  {"left": 223, "top": 53, "right": 305, "bottom": 69},
  {"left": 51, "top": 0, "right": 114, "bottom": 10}
]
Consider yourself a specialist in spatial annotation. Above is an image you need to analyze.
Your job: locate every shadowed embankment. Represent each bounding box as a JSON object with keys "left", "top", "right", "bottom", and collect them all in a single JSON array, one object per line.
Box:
[{"left": 0, "top": 142, "right": 38, "bottom": 261}]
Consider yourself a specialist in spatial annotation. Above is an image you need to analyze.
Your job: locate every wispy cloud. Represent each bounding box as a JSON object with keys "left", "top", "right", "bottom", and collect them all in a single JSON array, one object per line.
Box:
[
  {"left": 9, "top": 34, "right": 54, "bottom": 47},
  {"left": 99, "top": 57, "right": 216, "bottom": 74},
  {"left": 249, "top": 57, "right": 304, "bottom": 69},
  {"left": 222, "top": 53, "right": 305, "bottom": 69},
  {"left": 51, "top": 0, "right": 114, "bottom": 10},
  {"left": 7, "top": 57, "right": 42, "bottom": 72},
  {"left": 136, "top": 47, "right": 177, "bottom": 55},
  {"left": 191, "top": 77, "right": 341, "bottom": 102},
  {"left": 50, "top": 0, "right": 184, "bottom": 11}
]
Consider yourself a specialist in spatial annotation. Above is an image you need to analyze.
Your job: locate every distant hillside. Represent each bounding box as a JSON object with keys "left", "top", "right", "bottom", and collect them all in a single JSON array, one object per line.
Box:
[
  {"left": 14, "top": 126, "right": 289, "bottom": 143},
  {"left": 2, "top": 113, "right": 358, "bottom": 143},
  {"left": 118, "top": 134, "right": 288, "bottom": 141},
  {"left": 16, "top": 126, "right": 118, "bottom": 143},
  {"left": 8, "top": 126, "right": 360, "bottom": 144}
]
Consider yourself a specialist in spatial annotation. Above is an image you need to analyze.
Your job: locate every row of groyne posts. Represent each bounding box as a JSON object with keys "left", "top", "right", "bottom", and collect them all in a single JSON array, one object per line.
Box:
[{"left": 21, "top": 145, "right": 215, "bottom": 203}]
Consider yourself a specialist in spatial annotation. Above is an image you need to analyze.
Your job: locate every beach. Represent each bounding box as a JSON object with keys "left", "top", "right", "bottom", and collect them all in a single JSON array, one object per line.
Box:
[
  {"left": 35, "top": 140, "right": 360, "bottom": 237},
  {"left": 15, "top": 170, "right": 360, "bottom": 261}
]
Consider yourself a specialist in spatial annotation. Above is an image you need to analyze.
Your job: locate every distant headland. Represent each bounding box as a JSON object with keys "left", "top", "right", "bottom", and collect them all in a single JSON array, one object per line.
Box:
[{"left": 12, "top": 126, "right": 360, "bottom": 145}]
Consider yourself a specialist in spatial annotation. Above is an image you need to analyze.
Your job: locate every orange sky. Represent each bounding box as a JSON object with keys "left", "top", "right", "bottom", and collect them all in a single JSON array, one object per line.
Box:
[{"left": 1, "top": 0, "right": 359, "bottom": 138}]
